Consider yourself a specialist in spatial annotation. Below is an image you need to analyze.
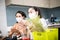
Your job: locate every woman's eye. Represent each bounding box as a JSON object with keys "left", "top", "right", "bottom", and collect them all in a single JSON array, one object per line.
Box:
[
  {"left": 16, "top": 16, "right": 21, "bottom": 17},
  {"left": 30, "top": 11, "right": 32, "bottom": 13},
  {"left": 19, "top": 16, "right": 21, "bottom": 17}
]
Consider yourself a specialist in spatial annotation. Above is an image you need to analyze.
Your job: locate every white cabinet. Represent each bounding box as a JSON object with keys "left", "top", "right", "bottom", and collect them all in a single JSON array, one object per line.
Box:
[
  {"left": 50, "top": 0, "right": 60, "bottom": 8},
  {"left": 5, "top": 0, "right": 50, "bottom": 8},
  {"left": 5, "top": 0, "right": 60, "bottom": 8}
]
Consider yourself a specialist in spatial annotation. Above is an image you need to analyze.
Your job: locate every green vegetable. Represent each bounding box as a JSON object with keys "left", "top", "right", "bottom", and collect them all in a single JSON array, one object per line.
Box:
[{"left": 28, "top": 16, "right": 45, "bottom": 32}]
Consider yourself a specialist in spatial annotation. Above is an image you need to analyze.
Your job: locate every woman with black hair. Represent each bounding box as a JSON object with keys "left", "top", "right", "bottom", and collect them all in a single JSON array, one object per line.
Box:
[
  {"left": 28, "top": 7, "right": 48, "bottom": 40},
  {"left": 28, "top": 7, "right": 48, "bottom": 32},
  {"left": 8, "top": 11, "right": 30, "bottom": 40}
]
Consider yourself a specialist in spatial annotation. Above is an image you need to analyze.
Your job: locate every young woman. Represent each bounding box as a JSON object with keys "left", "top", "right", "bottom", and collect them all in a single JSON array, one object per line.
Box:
[
  {"left": 28, "top": 7, "right": 48, "bottom": 40},
  {"left": 9, "top": 11, "right": 30, "bottom": 40},
  {"left": 28, "top": 7, "right": 48, "bottom": 31}
]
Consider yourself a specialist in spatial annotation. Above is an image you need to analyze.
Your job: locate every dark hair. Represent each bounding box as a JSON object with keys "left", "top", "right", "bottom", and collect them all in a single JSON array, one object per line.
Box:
[
  {"left": 31, "top": 7, "right": 42, "bottom": 18},
  {"left": 15, "top": 11, "right": 26, "bottom": 18}
]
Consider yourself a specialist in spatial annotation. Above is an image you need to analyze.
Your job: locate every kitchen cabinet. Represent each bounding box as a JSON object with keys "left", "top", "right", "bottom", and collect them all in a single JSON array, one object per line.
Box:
[
  {"left": 5, "top": 0, "right": 49, "bottom": 8},
  {"left": 50, "top": 0, "right": 60, "bottom": 8},
  {"left": 5, "top": 0, "right": 60, "bottom": 8}
]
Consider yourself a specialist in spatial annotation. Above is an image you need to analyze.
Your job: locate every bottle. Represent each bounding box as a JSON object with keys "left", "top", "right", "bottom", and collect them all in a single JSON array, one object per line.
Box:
[
  {"left": 50, "top": 14, "right": 57, "bottom": 24},
  {"left": 50, "top": 14, "right": 54, "bottom": 24}
]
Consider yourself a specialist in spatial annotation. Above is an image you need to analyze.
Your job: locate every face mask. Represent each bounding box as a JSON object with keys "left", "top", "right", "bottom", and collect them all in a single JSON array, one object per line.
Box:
[
  {"left": 29, "top": 12, "right": 37, "bottom": 19},
  {"left": 16, "top": 18, "right": 22, "bottom": 22}
]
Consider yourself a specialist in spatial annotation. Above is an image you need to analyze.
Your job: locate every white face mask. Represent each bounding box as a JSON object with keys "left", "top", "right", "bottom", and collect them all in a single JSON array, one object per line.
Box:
[
  {"left": 29, "top": 12, "right": 37, "bottom": 19},
  {"left": 16, "top": 18, "right": 22, "bottom": 22}
]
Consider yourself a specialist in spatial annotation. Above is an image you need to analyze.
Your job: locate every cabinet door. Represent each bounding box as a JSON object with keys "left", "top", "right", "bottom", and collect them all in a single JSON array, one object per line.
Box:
[
  {"left": 5, "top": 0, "right": 50, "bottom": 8},
  {"left": 50, "top": 0, "right": 60, "bottom": 8}
]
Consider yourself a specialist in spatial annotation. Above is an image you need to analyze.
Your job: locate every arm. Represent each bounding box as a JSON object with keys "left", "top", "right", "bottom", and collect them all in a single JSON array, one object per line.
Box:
[
  {"left": 25, "top": 20, "right": 36, "bottom": 32},
  {"left": 8, "top": 24, "right": 17, "bottom": 37},
  {"left": 40, "top": 18, "right": 48, "bottom": 31}
]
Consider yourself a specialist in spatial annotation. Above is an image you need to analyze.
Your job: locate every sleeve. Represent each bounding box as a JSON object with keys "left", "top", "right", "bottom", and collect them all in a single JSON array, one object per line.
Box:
[
  {"left": 8, "top": 24, "right": 17, "bottom": 37},
  {"left": 40, "top": 18, "right": 48, "bottom": 31}
]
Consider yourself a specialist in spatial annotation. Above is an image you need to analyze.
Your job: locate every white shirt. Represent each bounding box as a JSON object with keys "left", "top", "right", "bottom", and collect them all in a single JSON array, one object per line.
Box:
[{"left": 40, "top": 18, "right": 48, "bottom": 31}]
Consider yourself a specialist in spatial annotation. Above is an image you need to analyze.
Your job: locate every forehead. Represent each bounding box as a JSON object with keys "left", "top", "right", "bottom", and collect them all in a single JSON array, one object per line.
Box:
[
  {"left": 16, "top": 13, "right": 22, "bottom": 16},
  {"left": 28, "top": 8, "right": 35, "bottom": 12}
]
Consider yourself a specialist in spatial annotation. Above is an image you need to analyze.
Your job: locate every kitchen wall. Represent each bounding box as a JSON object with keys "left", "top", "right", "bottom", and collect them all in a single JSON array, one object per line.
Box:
[
  {"left": 6, "top": 6, "right": 29, "bottom": 26},
  {"left": 6, "top": 6, "right": 48, "bottom": 26},
  {"left": 47, "top": 7, "right": 60, "bottom": 19},
  {"left": 41, "top": 7, "right": 60, "bottom": 19},
  {"left": 6, "top": 6, "right": 60, "bottom": 26}
]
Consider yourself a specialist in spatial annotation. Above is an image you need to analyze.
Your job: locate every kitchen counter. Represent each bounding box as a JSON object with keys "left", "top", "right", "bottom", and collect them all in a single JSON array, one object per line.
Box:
[{"left": 48, "top": 23, "right": 60, "bottom": 28}]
